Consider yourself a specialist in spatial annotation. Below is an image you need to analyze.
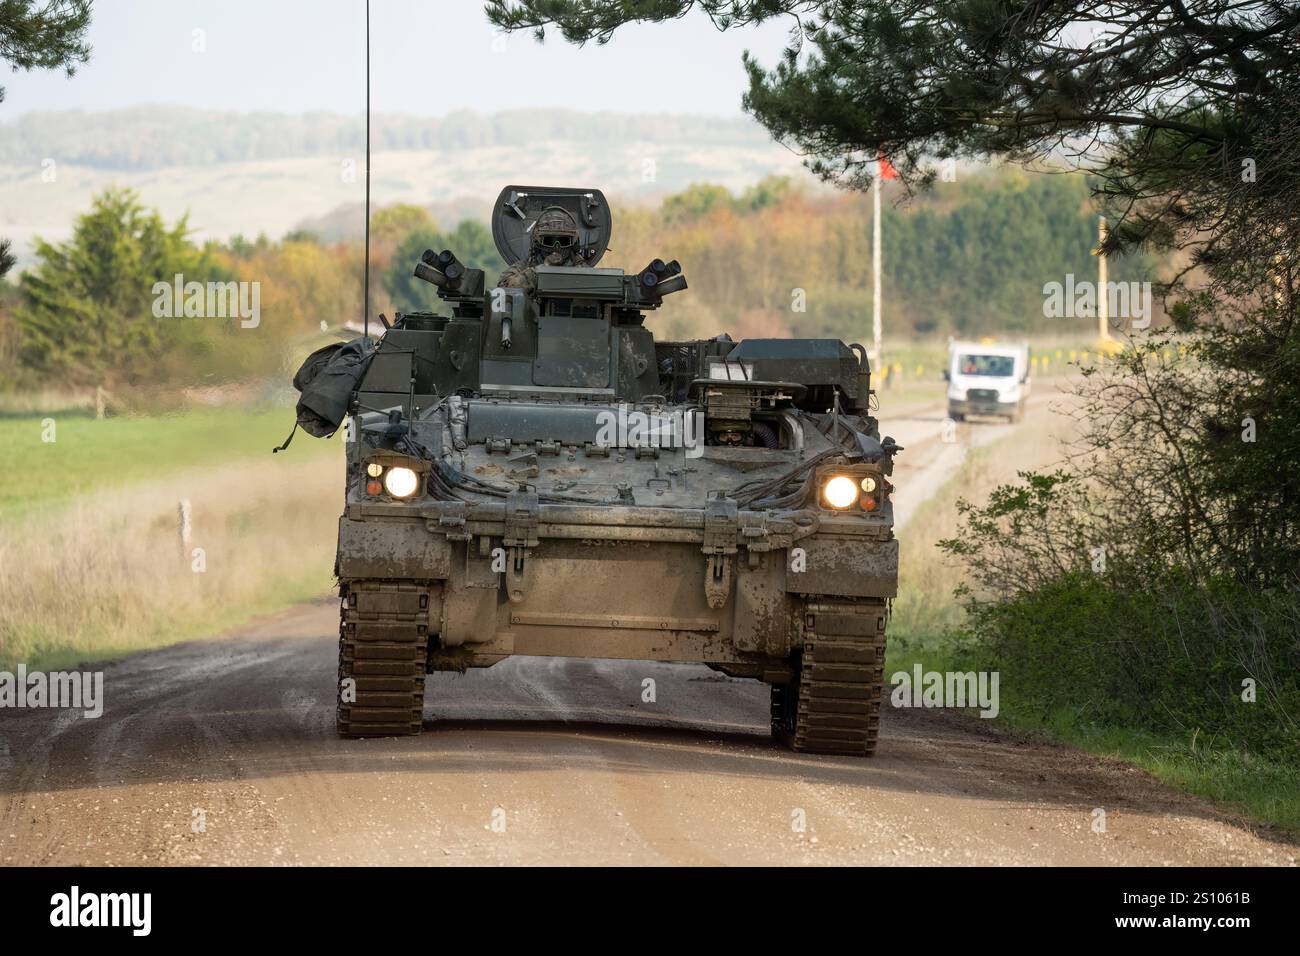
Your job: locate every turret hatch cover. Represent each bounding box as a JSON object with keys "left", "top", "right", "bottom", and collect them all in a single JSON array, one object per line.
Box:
[{"left": 491, "top": 185, "right": 612, "bottom": 267}]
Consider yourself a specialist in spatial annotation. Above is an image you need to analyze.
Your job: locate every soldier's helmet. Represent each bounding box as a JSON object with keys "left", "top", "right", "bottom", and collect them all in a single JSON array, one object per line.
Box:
[{"left": 532, "top": 206, "right": 580, "bottom": 256}]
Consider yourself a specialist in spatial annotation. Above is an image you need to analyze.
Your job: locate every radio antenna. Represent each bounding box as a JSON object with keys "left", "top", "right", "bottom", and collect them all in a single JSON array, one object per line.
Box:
[{"left": 363, "top": 0, "right": 371, "bottom": 340}]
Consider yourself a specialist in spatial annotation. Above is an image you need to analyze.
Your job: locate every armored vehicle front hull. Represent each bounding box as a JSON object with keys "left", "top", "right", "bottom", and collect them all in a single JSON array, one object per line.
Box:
[{"left": 336, "top": 497, "right": 897, "bottom": 754}]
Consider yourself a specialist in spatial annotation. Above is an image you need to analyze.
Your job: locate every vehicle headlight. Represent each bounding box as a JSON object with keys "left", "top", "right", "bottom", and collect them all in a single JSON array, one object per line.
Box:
[
  {"left": 860, "top": 476, "right": 877, "bottom": 493},
  {"left": 822, "top": 475, "right": 859, "bottom": 510},
  {"left": 382, "top": 466, "right": 419, "bottom": 498}
]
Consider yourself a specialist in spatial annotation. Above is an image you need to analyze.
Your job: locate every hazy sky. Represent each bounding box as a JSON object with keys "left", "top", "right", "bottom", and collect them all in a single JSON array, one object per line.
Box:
[{"left": 2, "top": 0, "right": 794, "bottom": 118}]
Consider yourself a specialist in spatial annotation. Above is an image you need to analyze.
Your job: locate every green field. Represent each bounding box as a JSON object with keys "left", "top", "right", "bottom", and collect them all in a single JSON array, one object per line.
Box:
[
  {"left": 0, "top": 406, "right": 338, "bottom": 520},
  {"left": 0, "top": 403, "right": 343, "bottom": 670}
]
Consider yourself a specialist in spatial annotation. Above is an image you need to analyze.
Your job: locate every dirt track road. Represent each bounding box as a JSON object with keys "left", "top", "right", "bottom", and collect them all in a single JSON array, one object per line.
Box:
[
  {"left": 1, "top": 605, "right": 1290, "bottom": 866},
  {"left": 0, "top": 397, "right": 1292, "bottom": 866},
  {"left": 886, "top": 390, "right": 1060, "bottom": 529}
]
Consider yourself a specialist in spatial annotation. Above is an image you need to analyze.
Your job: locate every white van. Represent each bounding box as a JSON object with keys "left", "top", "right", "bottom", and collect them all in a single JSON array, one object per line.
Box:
[{"left": 944, "top": 340, "right": 1031, "bottom": 422}]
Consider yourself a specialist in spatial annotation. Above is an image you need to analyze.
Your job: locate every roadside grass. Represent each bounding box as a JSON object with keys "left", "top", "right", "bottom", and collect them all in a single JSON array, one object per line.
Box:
[
  {"left": 0, "top": 412, "right": 343, "bottom": 671},
  {"left": 1005, "top": 707, "right": 1300, "bottom": 838},
  {"left": 0, "top": 405, "right": 336, "bottom": 520},
  {"left": 889, "top": 405, "right": 1067, "bottom": 647},
  {"left": 0, "top": 385, "right": 99, "bottom": 416},
  {"left": 874, "top": 378, "right": 946, "bottom": 416},
  {"left": 885, "top": 404, "right": 1300, "bottom": 840}
]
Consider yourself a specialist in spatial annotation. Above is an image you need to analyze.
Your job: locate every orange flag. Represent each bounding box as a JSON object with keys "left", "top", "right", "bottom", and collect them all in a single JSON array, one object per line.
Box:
[{"left": 878, "top": 150, "right": 899, "bottom": 180}]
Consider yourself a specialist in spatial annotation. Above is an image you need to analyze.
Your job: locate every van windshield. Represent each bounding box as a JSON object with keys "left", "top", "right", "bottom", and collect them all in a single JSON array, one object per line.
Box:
[{"left": 957, "top": 354, "right": 1014, "bottom": 377}]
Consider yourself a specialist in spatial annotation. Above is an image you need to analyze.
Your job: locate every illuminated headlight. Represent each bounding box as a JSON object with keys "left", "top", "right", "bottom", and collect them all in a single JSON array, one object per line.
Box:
[
  {"left": 366, "top": 462, "right": 384, "bottom": 478},
  {"left": 860, "top": 476, "right": 877, "bottom": 493},
  {"left": 822, "top": 475, "right": 859, "bottom": 509},
  {"left": 382, "top": 466, "right": 419, "bottom": 498}
]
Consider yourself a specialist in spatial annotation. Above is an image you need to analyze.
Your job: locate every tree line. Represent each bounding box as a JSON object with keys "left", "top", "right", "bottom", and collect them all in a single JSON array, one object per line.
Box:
[{"left": 0, "top": 168, "right": 1148, "bottom": 390}]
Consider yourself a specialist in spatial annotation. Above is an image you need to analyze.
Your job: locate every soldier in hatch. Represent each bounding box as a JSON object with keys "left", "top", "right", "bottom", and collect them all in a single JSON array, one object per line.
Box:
[{"left": 498, "top": 206, "right": 591, "bottom": 290}]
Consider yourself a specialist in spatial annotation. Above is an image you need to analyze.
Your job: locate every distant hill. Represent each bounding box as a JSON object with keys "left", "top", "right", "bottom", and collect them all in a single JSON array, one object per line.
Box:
[
  {"left": 0, "top": 107, "right": 815, "bottom": 267},
  {"left": 0, "top": 107, "right": 790, "bottom": 169}
]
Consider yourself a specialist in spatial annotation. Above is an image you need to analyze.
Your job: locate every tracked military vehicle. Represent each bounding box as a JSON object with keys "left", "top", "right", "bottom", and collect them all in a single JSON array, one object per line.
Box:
[{"left": 289, "top": 186, "right": 901, "bottom": 755}]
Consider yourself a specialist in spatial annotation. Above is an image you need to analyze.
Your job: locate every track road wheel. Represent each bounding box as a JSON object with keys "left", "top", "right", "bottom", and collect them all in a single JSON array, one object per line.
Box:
[
  {"left": 773, "top": 597, "right": 887, "bottom": 756},
  {"left": 336, "top": 581, "right": 429, "bottom": 738}
]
